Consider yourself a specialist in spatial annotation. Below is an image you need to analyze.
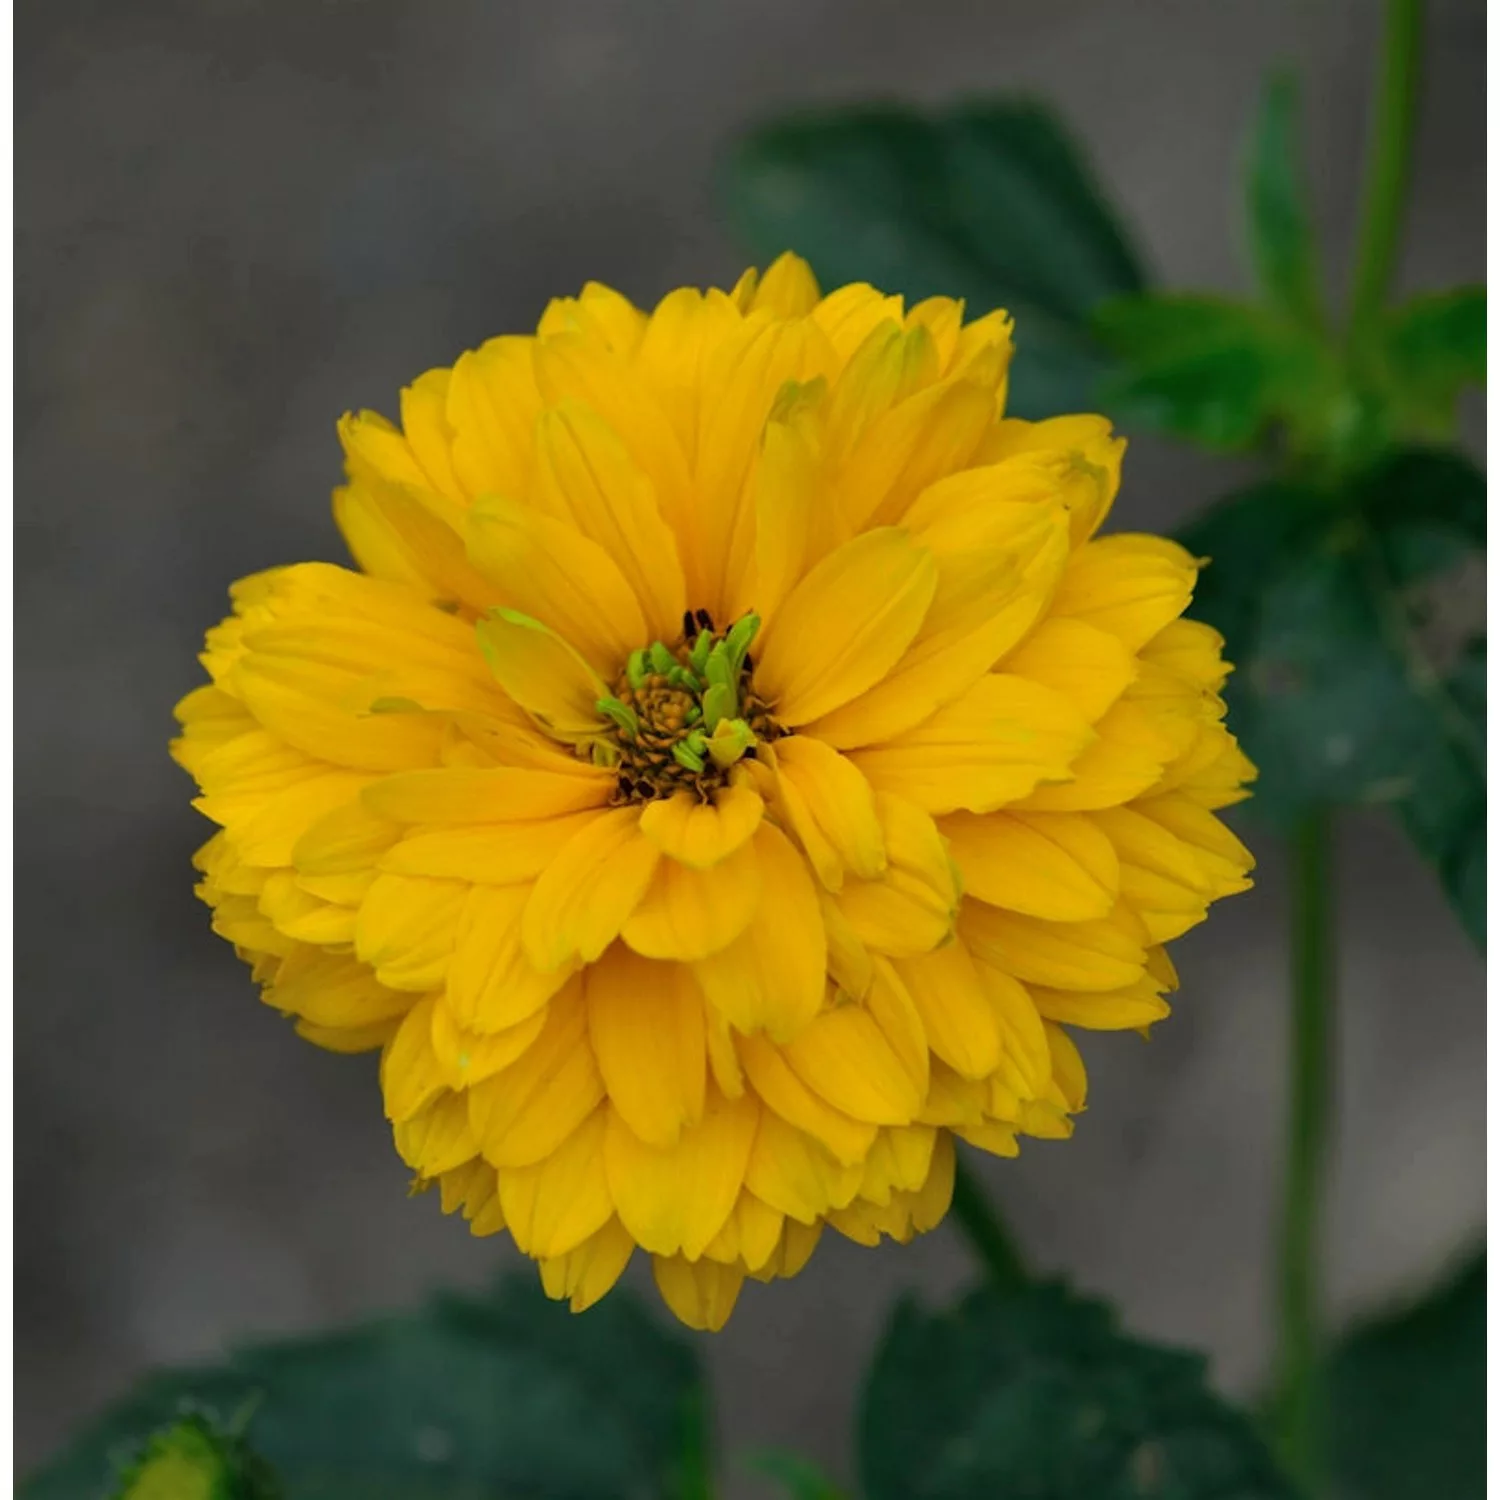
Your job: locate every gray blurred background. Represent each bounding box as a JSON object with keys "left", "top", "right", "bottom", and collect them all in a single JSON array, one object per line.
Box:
[{"left": 16, "top": 0, "right": 1485, "bottom": 1486}]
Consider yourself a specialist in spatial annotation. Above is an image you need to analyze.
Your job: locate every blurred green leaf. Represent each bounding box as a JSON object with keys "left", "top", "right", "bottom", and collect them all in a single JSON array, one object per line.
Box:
[
  {"left": 1246, "top": 73, "right": 1322, "bottom": 328},
  {"left": 114, "top": 1411, "right": 281, "bottom": 1500},
  {"left": 744, "top": 1449, "right": 848, "bottom": 1500},
  {"left": 1328, "top": 1249, "right": 1485, "bottom": 1500},
  {"left": 1370, "top": 286, "right": 1486, "bottom": 438},
  {"left": 724, "top": 100, "right": 1148, "bottom": 416},
  {"left": 1183, "top": 448, "right": 1485, "bottom": 944},
  {"left": 1094, "top": 294, "right": 1336, "bottom": 450},
  {"left": 25, "top": 1275, "right": 707, "bottom": 1500},
  {"left": 859, "top": 1282, "right": 1300, "bottom": 1500}
]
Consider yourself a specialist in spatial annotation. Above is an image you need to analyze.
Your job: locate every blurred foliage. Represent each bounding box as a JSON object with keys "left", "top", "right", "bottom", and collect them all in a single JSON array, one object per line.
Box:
[
  {"left": 1327, "top": 1249, "right": 1485, "bottom": 1500},
  {"left": 112, "top": 1413, "right": 280, "bottom": 1500},
  {"left": 727, "top": 72, "right": 1485, "bottom": 944},
  {"left": 724, "top": 100, "right": 1145, "bottom": 418},
  {"left": 859, "top": 1282, "right": 1298, "bottom": 1500},
  {"left": 24, "top": 1275, "right": 707, "bottom": 1500},
  {"left": 1183, "top": 447, "right": 1485, "bottom": 942}
]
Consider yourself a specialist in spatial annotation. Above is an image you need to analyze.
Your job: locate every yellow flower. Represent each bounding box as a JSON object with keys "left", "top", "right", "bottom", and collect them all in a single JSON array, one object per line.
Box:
[{"left": 173, "top": 255, "right": 1255, "bottom": 1330}]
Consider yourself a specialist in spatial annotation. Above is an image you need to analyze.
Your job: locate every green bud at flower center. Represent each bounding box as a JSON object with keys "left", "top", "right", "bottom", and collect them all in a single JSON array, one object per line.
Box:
[{"left": 592, "top": 609, "right": 782, "bottom": 803}]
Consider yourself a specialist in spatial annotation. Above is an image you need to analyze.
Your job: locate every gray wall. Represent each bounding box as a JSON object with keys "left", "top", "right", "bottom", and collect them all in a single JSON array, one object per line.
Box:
[{"left": 17, "top": 0, "right": 1485, "bottom": 1485}]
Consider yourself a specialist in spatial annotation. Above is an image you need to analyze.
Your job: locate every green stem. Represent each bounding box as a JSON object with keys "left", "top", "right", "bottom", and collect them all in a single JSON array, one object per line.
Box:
[
  {"left": 1273, "top": 809, "right": 1336, "bottom": 1489},
  {"left": 1348, "top": 0, "right": 1424, "bottom": 334},
  {"left": 950, "top": 1154, "right": 1027, "bottom": 1290}
]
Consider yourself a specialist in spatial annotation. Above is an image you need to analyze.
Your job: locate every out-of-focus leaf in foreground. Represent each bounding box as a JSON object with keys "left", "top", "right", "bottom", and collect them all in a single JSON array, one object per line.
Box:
[
  {"left": 859, "top": 1281, "right": 1300, "bottom": 1500},
  {"left": 24, "top": 1275, "right": 707, "bottom": 1500},
  {"left": 724, "top": 100, "right": 1148, "bottom": 417}
]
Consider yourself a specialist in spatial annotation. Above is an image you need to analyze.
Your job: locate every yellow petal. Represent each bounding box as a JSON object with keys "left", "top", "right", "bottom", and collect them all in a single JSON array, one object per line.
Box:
[
  {"left": 430, "top": 996, "right": 548, "bottom": 1086},
  {"left": 737, "top": 1032, "right": 877, "bottom": 1165},
  {"left": 833, "top": 793, "right": 957, "bottom": 958},
  {"left": 782, "top": 961, "right": 927, "bottom": 1125},
  {"left": 744, "top": 1111, "right": 863, "bottom": 1223},
  {"left": 1000, "top": 617, "right": 1137, "bottom": 723},
  {"left": 940, "top": 810, "right": 1120, "bottom": 920},
  {"left": 895, "top": 940, "right": 1002, "bottom": 1080},
  {"left": 693, "top": 315, "right": 839, "bottom": 612},
  {"left": 364, "top": 766, "right": 609, "bottom": 823},
  {"left": 474, "top": 609, "right": 606, "bottom": 738},
  {"left": 381, "top": 810, "right": 601, "bottom": 884},
  {"left": 380, "top": 995, "right": 447, "bottom": 1123},
  {"left": 467, "top": 495, "right": 645, "bottom": 674},
  {"left": 743, "top": 395, "right": 849, "bottom": 625},
  {"left": 701, "top": 1191, "right": 786, "bottom": 1272},
  {"left": 621, "top": 836, "right": 761, "bottom": 961},
  {"left": 532, "top": 401, "right": 687, "bottom": 643},
  {"left": 849, "top": 674, "right": 1093, "bottom": 815},
  {"left": 810, "top": 487, "right": 1071, "bottom": 749},
  {"left": 467, "top": 981, "right": 604, "bottom": 1167},
  {"left": 538, "top": 1217, "right": 636, "bottom": 1313},
  {"left": 447, "top": 885, "right": 577, "bottom": 1032},
  {"left": 334, "top": 476, "right": 498, "bottom": 612},
  {"left": 743, "top": 252, "right": 821, "bottom": 318},
  {"left": 976, "top": 415, "right": 1125, "bottom": 543},
  {"left": 638, "top": 784, "right": 765, "bottom": 869},
  {"left": 498, "top": 1106, "right": 613, "bottom": 1257},
  {"left": 1045, "top": 1022, "right": 1089, "bottom": 1113},
  {"left": 754, "top": 528, "right": 938, "bottom": 726},
  {"left": 1030, "top": 975, "right": 1171, "bottom": 1030},
  {"left": 604, "top": 1088, "right": 760, "bottom": 1257},
  {"left": 393, "top": 1091, "right": 479, "bottom": 1177},
  {"left": 268, "top": 947, "right": 411, "bottom": 1030},
  {"left": 693, "top": 824, "right": 826, "bottom": 1041},
  {"left": 523, "top": 806, "right": 661, "bottom": 969},
  {"left": 1015, "top": 698, "right": 1177, "bottom": 812},
  {"left": 355, "top": 873, "right": 467, "bottom": 991},
  {"left": 1052, "top": 534, "right": 1197, "bottom": 650},
  {"left": 773, "top": 737, "right": 885, "bottom": 880},
  {"left": 445, "top": 335, "right": 541, "bottom": 501},
  {"left": 652, "top": 1255, "right": 745, "bottom": 1332},
  {"left": 586, "top": 946, "right": 706, "bottom": 1147},
  {"left": 964, "top": 903, "right": 1148, "bottom": 993}
]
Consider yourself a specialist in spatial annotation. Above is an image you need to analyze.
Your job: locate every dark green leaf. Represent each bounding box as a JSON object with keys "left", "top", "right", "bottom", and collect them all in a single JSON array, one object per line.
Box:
[
  {"left": 724, "top": 99, "right": 1148, "bottom": 416},
  {"left": 24, "top": 1275, "right": 707, "bottom": 1500},
  {"left": 1181, "top": 448, "right": 1485, "bottom": 944},
  {"left": 1372, "top": 286, "right": 1486, "bottom": 439},
  {"left": 1245, "top": 73, "right": 1322, "bottom": 328},
  {"left": 859, "top": 1282, "right": 1299, "bottom": 1500},
  {"left": 1328, "top": 1249, "right": 1484, "bottom": 1500},
  {"left": 1094, "top": 294, "right": 1336, "bottom": 450}
]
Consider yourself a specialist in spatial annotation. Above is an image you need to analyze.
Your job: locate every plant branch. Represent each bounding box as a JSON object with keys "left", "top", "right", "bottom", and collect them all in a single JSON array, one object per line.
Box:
[
  {"left": 950, "top": 1153, "right": 1027, "bottom": 1290},
  {"left": 1349, "top": 0, "right": 1424, "bottom": 333},
  {"left": 1271, "top": 808, "right": 1337, "bottom": 1489}
]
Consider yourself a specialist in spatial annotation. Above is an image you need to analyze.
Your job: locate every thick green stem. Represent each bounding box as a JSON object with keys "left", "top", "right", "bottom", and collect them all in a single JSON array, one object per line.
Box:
[
  {"left": 950, "top": 1154, "right": 1027, "bottom": 1290},
  {"left": 1349, "top": 0, "right": 1424, "bottom": 333},
  {"left": 1273, "top": 809, "right": 1336, "bottom": 1488}
]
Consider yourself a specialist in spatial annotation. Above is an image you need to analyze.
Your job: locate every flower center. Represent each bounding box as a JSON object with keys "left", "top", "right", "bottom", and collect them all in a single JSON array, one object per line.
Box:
[{"left": 591, "top": 609, "right": 782, "bottom": 804}]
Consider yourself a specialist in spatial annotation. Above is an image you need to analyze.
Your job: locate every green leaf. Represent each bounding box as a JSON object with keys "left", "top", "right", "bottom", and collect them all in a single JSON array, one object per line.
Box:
[
  {"left": 743, "top": 1450, "right": 849, "bottom": 1500},
  {"left": 1328, "top": 1249, "right": 1485, "bottom": 1500},
  {"left": 724, "top": 100, "right": 1148, "bottom": 416},
  {"left": 1371, "top": 285, "right": 1486, "bottom": 439},
  {"left": 858, "top": 1282, "right": 1299, "bottom": 1500},
  {"left": 1181, "top": 447, "right": 1485, "bottom": 943},
  {"left": 24, "top": 1275, "right": 707, "bottom": 1500},
  {"left": 1095, "top": 294, "right": 1336, "bottom": 451},
  {"left": 1245, "top": 73, "right": 1322, "bottom": 328}
]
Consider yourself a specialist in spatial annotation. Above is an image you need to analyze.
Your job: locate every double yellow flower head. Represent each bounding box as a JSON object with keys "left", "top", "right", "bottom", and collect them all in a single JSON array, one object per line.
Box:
[{"left": 172, "top": 254, "right": 1254, "bottom": 1329}]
